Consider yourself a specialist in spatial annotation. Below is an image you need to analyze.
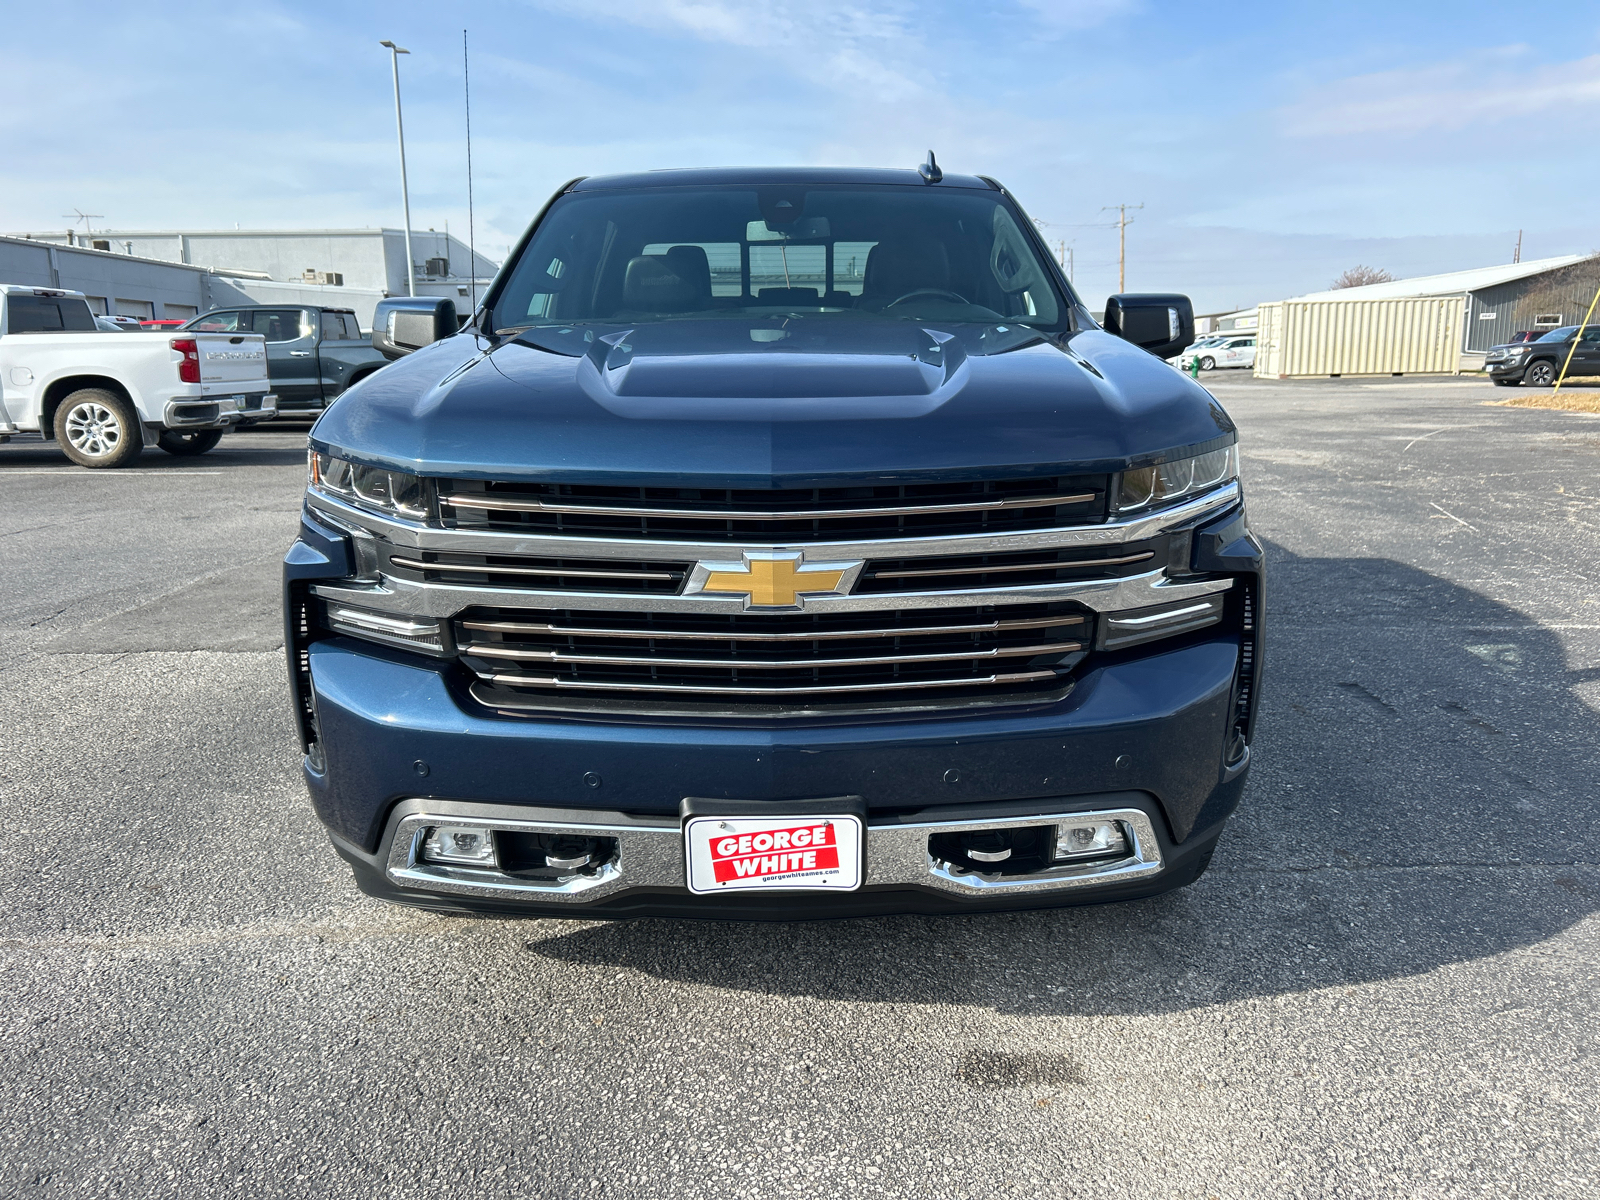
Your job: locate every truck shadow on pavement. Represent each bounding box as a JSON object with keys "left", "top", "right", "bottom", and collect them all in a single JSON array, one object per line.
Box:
[
  {"left": 0, "top": 435, "right": 307, "bottom": 471},
  {"left": 524, "top": 548, "right": 1600, "bottom": 1015}
]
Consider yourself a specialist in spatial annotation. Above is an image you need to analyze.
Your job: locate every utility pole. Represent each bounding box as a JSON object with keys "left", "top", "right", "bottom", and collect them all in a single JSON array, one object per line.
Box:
[
  {"left": 1102, "top": 203, "right": 1143, "bottom": 292},
  {"left": 1513, "top": 230, "right": 1522, "bottom": 264},
  {"left": 379, "top": 40, "right": 416, "bottom": 297}
]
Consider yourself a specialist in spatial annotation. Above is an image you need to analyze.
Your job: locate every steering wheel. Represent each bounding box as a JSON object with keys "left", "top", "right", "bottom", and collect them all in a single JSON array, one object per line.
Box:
[{"left": 885, "top": 288, "right": 970, "bottom": 308}]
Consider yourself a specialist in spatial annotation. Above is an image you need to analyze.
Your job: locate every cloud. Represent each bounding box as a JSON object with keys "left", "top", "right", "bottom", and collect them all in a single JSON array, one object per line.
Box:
[
  {"left": 535, "top": 0, "right": 912, "bottom": 50},
  {"left": 1279, "top": 50, "right": 1600, "bottom": 138},
  {"left": 1014, "top": 0, "right": 1139, "bottom": 31}
]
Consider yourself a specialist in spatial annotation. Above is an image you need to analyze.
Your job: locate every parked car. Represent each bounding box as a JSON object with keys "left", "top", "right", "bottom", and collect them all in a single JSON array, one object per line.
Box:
[
  {"left": 284, "top": 163, "right": 1262, "bottom": 921},
  {"left": 140, "top": 318, "right": 189, "bottom": 331},
  {"left": 181, "top": 305, "right": 387, "bottom": 414},
  {"left": 1505, "top": 330, "right": 1547, "bottom": 344},
  {"left": 1180, "top": 335, "right": 1256, "bottom": 372},
  {"left": 0, "top": 285, "right": 275, "bottom": 466},
  {"left": 94, "top": 316, "right": 142, "bottom": 332},
  {"left": 1484, "top": 324, "right": 1600, "bottom": 386}
]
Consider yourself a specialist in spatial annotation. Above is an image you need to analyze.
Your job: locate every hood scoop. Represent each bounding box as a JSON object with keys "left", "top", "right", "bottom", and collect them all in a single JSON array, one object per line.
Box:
[{"left": 580, "top": 320, "right": 966, "bottom": 407}]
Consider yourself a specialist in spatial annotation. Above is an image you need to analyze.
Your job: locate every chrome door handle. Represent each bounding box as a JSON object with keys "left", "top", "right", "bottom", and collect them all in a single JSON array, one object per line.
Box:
[{"left": 289, "top": 350, "right": 312, "bottom": 357}]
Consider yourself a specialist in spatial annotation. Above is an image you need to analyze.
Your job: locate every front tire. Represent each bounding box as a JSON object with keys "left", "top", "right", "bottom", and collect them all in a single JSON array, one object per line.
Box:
[
  {"left": 1524, "top": 360, "right": 1557, "bottom": 387},
  {"left": 157, "top": 428, "right": 224, "bottom": 456},
  {"left": 55, "top": 388, "right": 143, "bottom": 469},
  {"left": 1198, "top": 356, "right": 1216, "bottom": 371}
]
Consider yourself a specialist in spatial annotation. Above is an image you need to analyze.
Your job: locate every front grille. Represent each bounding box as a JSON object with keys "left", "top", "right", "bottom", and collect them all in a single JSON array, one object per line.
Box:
[
  {"left": 457, "top": 602, "right": 1090, "bottom": 713},
  {"left": 386, "top": 550, "right": 687, "bottom": 594},
  {"left": 858, "top": 538, "right": 1163, "bottom": 593},
  {"left": 438, "top": 475, "right": 1109, "bottom": 542}
]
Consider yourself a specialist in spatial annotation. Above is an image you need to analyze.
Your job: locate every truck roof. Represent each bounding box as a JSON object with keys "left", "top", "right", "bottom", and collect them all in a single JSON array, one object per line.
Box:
[
  {"left": 0, "top": 284, "right": 88, "bottom": 298},
  {"left": 571, "top": 166, "right": 999, "bottom": 192},
  {"left": 201, "top": 303, "right": 357, "bottom": 314}
]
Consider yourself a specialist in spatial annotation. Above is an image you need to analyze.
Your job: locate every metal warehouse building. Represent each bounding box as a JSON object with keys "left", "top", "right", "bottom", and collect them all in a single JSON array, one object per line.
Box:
[
  {"left": 6, "top": 227, "right": 497, "bottom": 309},
  {"left": 1255, "top": 254, "right": 1600, "bottom": 378},
  {"left": 0, "top": 234, "right": 391, "bottom": 326}
]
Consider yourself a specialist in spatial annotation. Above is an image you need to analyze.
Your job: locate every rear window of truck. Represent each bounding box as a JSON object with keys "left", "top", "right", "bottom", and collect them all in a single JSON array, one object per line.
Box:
[{"left": 7, "top": 294, "right": 97, "bottom": 333}]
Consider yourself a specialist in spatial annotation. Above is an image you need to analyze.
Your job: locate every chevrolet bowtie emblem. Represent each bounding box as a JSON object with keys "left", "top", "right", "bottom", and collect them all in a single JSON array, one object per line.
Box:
[{"left": 687, "top": 551, "right": 864, "bottom": 609}]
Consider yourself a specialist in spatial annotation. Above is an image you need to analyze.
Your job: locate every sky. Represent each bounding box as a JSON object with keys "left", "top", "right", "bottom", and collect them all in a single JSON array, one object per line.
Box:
[{"left": 4, "top": 0, "right": 1599, "bottom": 314}]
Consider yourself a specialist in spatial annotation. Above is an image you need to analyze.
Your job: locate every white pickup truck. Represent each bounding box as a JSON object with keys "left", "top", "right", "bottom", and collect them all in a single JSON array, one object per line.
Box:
[{"left": 0, "top": 285, "right": 277, "bottom": 468}]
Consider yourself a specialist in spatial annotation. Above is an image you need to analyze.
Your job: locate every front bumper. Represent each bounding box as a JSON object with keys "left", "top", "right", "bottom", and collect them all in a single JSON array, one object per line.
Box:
[
  {"left": 301, "top": 629, "right": 1249, "bottom": 917},
  {"left": 164, "top": 393, "right": 278, "bottom": 429},
  {"left": 333, "top": 792, "right": 1226, "bottom": 919}
]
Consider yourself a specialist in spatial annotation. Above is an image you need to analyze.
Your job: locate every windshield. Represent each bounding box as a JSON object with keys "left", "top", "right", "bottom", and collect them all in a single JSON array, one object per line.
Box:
[
  {"left": 1535, "top": 325, "right": 1580, "bottom": 342},
  {"left": 493, "top": 185, "right": 1070, "bottom": 335}
]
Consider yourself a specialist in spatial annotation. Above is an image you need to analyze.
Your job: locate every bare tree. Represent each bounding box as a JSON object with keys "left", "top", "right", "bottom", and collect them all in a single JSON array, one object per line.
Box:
[{"left": 1331, "top": 265, "right": 1395, "bottom": 290}]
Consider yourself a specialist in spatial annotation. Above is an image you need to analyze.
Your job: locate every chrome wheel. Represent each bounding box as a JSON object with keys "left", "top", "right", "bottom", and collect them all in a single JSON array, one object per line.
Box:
[
  {"left": 1525, "top": 361, "right": 1555, "bottom": 387},
  {"left": 63, "top": 401, "right": 124, "bottom": 459}
]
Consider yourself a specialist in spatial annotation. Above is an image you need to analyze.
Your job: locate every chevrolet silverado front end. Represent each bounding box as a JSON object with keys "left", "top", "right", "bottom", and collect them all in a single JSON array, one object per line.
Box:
[{"left": 283, "top": 164, "right": 1263, "bottom": 918}]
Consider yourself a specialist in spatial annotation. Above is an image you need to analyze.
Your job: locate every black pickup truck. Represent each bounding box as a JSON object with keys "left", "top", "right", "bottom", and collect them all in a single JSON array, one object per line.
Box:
[
  {"left": 1485, "top": 323, "right": 1600, "bottom": 386},
  {"left": 183, "top": 305, "right": 389, "bottom": 414}
]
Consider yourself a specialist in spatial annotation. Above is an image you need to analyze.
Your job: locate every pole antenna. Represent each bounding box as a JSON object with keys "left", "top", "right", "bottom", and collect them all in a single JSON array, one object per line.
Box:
[{"left": 464, "top": 29, "right": 478, "bottom": 318}]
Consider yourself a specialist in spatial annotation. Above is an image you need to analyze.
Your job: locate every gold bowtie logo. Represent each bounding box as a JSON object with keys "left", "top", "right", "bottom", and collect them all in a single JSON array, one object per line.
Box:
[{"left": 693, "top": 551, "right": 860, "bottom": 609}]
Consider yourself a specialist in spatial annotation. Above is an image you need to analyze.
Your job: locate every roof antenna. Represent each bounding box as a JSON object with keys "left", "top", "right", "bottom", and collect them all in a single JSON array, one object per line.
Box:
[{"left": 918, "top": 150, "right": 942, "bottom": 184}]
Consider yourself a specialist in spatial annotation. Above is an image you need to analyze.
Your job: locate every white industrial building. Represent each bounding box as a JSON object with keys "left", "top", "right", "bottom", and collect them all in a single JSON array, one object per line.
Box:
[
  {"left": 1254, "top": 254, "right": 1599, "bottom": 378},
  {"left": 2, "top": 227, "right": 499, "bottom": 328}
]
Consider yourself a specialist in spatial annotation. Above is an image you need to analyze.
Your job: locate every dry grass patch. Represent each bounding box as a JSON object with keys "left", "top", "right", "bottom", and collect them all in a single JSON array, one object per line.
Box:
[{"left": 1484, "top": 390, "right": 1600, "bottom": 419}]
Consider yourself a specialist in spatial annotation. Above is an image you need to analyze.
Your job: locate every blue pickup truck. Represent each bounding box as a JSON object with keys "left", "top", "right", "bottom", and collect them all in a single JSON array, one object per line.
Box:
[
  {"left": 184, "top": 305, "right": 388, "bottom": 415},
  {"left": 284, "top": 161, "right": 1263, "bottom": 919}
]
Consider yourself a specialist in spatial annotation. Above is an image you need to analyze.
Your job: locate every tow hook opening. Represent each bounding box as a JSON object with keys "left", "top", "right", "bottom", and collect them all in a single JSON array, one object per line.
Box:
[
  {"left": 929, "top": 819, "right": 1132, "bottom": 877},
  {"left": 495, "top": 831, "right": 619, "bottom": 880}
]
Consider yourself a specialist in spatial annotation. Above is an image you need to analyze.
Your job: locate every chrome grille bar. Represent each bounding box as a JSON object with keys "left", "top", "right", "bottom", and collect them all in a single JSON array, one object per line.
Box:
[
  {"left": 389, "top": 555, "right": 679, "bottom": 583},
  {"left": 461, "top": 641, "right": 1083, "bottom": 670},
  {"left": 479, "top": 669, "right": 1060, "bottom": 697},
  {"left": 458, "top": 613, "right": 1085, "bottom": 641},
  {"left": 440, "top": 492, "right": 1097, "bottom": 520},
  {"left": 867, "top": 550, "right": 1155, "bottom": 581}
]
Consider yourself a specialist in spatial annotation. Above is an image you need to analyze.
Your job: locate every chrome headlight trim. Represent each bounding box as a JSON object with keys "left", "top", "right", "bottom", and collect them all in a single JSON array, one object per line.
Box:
[{"left": 308, "top": 449, "right": 430, "bottom": 522}]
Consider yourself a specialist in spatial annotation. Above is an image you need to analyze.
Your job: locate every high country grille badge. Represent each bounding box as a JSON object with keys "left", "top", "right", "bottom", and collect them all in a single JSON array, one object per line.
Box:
[{"left": 685, "top": 550, "right": 864, "bottom": 610}]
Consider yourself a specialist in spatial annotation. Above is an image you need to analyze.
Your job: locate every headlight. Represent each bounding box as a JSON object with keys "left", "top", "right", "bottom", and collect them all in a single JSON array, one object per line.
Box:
[
  {"left": 308, "top": 449, "right": 428, "bottom": 519},
  {"left": 1504, "top": 345, "right": 1528, "bottom": 355},
  {"left": 1117, "top": 444, "right": 1238, "bottom": 513}
]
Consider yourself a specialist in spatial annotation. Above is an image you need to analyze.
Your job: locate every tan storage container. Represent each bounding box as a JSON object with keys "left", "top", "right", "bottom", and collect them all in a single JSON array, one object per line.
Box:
[{"left": 1254, "top": 296, "right": 1465, "bottom": 378}]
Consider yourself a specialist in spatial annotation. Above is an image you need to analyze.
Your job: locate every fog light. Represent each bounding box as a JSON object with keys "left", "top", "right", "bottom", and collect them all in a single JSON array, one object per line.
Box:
[
  {"left": 1055, "top": 820, "right": 1129, "bottom": 862},
  {"left": 421, "top": 825, "right": 496, "bottom": 866}
]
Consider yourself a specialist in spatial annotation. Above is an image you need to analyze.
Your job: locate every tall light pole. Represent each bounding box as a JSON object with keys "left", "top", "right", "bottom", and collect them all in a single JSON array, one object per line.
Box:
[{"left": 379, "top": 40, "right": 415, "bottom": 297}]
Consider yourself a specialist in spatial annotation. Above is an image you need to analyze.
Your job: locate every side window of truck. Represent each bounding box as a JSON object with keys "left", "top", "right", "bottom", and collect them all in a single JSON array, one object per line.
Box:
[
  {"left": 192, "top": 311, "right": 241, "bottom": 332},
  {"left": 320, "top": 312, "right": 359, "bottom": 341},
  {"left": 247, "top": 310, "right": 307, "bottom": 342}
]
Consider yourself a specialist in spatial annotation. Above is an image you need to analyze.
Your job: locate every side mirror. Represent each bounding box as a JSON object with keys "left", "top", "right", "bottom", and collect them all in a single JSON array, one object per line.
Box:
[
  {"left": 372, "top": 296, "right": 459, "bottom": 360},
  {"left": 1103, "top": 294, "right": 1194, "bottom": 361}
]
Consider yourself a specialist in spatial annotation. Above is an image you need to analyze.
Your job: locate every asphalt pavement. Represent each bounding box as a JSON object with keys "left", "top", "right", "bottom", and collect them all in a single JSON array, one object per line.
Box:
[{"left": 1, "top": 379, "right": 1597, "bottom": 1199}]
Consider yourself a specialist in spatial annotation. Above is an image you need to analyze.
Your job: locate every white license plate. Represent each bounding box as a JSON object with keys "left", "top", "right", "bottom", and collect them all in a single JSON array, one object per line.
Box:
[{"left": 684, "top": 814, "right": 863, "bottom": 894}]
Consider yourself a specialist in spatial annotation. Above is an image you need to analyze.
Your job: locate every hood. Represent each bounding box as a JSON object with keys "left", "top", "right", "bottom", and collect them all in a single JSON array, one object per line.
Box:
[{"left": 313, "top": 318, "right": 1236, "bottom": 487}]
